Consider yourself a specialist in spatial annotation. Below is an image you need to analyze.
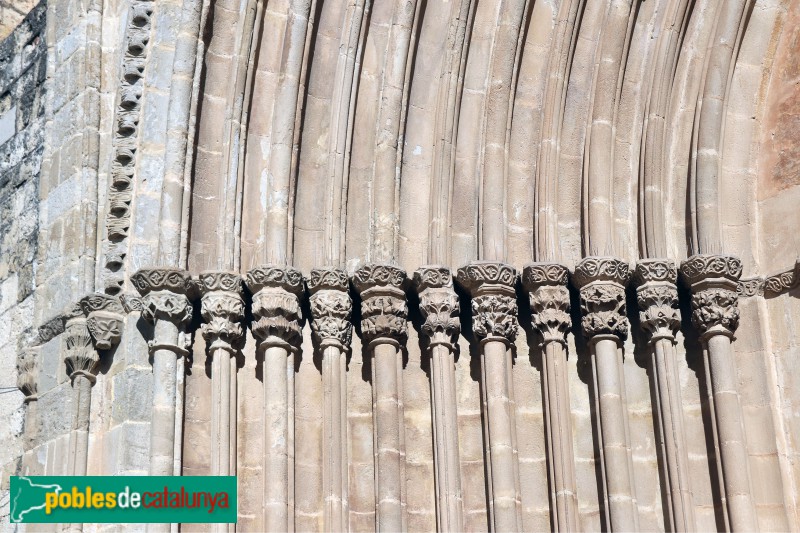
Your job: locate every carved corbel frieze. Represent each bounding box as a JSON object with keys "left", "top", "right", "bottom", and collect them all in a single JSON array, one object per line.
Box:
[
  {"left": 679, "top": 254, "right": 742, "bottom": 340},
  {"left": 17, "top": 347, "right": 40, "bottom": 402},
  {"left": 414, "top": 266, "right": 460, "bottom": 349},
  {"left": 197, "top": 271, "right": 245, "bottom": 355},
  {"left": 632, "top": 259, "right": 680, "bottom": 345},
  {"left": 307, "top": 267, "right": 353, "bottom": 351},
  {"left": 764, "top": 259, "right": 800, "bottom": 297},
  {"left": 79, "top": 294, "right": 125, "bottom": 350},
  {"left": 119, "top": 292, "right": 144, "bottom": 313},
  {"left": 245, "top": 265, "right": 304, "bottom": 350},
  {"left": 573, "top": 257, "right": 631, "bottom": 343},
  {"left": 131, "top": 267, "right": 194, "bottom": 355},
  {"left": 737, "top": 277, "right": 764, "bottom": 299},
  {"left": 455, "top": 261, "right": 518, "bottom": 344},
  {"left": 521, "top": 263, "right": 571, "bottom": 346},
  {"left": 352, "top": 263, "right": 409, "bottom": 348}
]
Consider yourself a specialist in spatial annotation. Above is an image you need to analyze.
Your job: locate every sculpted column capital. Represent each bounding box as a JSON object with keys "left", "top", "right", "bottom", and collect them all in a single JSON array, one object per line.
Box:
[
  {"left": 353, "top": 263, "right": 408, "bottom": 348},
  {"left": 131, "top": 268, "right": 194, "bottom": 327},
  {"left": 456, "top": 262, "right": 518, "bottom": 345},
  {"left": 197, "top": 271, "right": 245, "bottom": 355},
  {"left": 245, "top": 265, "right": 305, "bottom": 350},
  {"left": 63, "top": 312, "right": 99, "bottom": 383},
  {"left": 17, "top": 347, "right": 40, "bottom": 402},
  {"left": 679, "top": 255, "right": 741, "bottom": 340},
  {"left": 574, "top": 257, "right": 631, "bottom": 343},
  {"left": 307, "top": 267, "right": 353, "bottom": 351},
  {"left": 521, "top": 263, "right": 571, "bottom": 347},
  {"left": 413, "top": 266, "right": 460, "bottom": 349},
  {"left": 79, "top": 293, "right": 125, "bottom": 350},
  {"left": 633, "top": 259, "right": 681, "bottom": 345}
]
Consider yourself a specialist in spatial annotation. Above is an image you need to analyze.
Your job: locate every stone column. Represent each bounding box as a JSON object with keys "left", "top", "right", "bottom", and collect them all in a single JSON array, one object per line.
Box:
[
  {"left": 413, "top": 266, "right": 463, "bottom": 533},
  {"left": 197, "top": 271, "right": 245, "bottom": 533},
  {"left": 307, "top": 267, "right": 353, "bottom": 533},
  {"left": 352, "top": 264, "right": 409, "bottom": 533},
  {"left": 456, "top": 261, "right": 522, "bottom": 532},
  {"left": 634, "top": 260, "right": 696, "bottom": 532},
  {"left": 131, "top": 268, "right": 193, "bottom": 487},
  {"left": 245, "top": 265, "right": 304, "bottom": 533},
  {"left": 17, "top": 347, "right": 40, "bottom": 452},
  {"left": 573, "top": 257, "right": 638, "bottom": 532},
  {"left": 64, "top": 293, "right": 123, "bottom": 479},
  {"left": 680, "top": 254, "right": 757, "bottom": 532},
  {"left": 521, "top": 263, "right": 580, "bottom": 533}
]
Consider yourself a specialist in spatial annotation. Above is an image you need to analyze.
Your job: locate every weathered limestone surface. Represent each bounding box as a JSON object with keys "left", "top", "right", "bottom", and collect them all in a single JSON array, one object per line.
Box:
[{"left": 1, "top": 0, "right": 800, "bottom": 532}]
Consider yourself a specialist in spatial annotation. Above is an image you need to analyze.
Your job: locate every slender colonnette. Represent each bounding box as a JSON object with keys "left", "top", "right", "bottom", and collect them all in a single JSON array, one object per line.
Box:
[
  {"left": 680, "top": 255, "right": 756, "bottom": 532},
  {"left": 413, "top": 266, "right": 463, "bottom": 533},
  {"left": 456, "top": 262, "right": 522, "bottom": 532},
  {"left": 197, "top": 271, "right": 245, "bottom": 533},
  {"left": 521, "top": 263, "right": 580, "bottom": 532},
  {"left": 132, "top": 267, "right": 194, "bottom": 533},
  {"left": 633, "top": 260, "right": 696, "bottom": 532},
  {"left": 573, "top": 257, "right": 638, "bottom": 532},
  {"left": 307, "top": 267, "right": 353, "bottom": 532},
  {"left": 245, "top": 265, "right": 305, "bottom": 533},
  {"left": 352, "top": 264, "right": 409, "bottom": 533}
]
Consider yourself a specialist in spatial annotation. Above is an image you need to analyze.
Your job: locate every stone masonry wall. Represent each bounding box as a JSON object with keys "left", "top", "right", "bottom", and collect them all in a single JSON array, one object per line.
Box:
[{"left": 0, "top": 1, "right": 45, "bottom": 528}]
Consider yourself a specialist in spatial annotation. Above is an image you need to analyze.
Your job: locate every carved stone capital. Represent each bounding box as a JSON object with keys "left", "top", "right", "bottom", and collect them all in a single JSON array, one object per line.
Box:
[
  {"left": 80, "top": 294, "right": 125, "bottom": 350},
  {"left": 308, "top": 267, "right": 353, "bottom": 351},
  {"left": 63, "top": 317, "right": 99, "bottom": 383},
  {"left": 198, "top": 272, "right": 245, "bottom": 355},
  {"left": 456, "top": 262, "right": 518, "bottom": 344},
  {"left": 680, "top": 255, "right": 741, "bottom": 340},
  {"left": 633, "top": 260, "right": 681, "bottom": 345},
  {"left": 574, "top": 257, "right": 630, "bottom": 343},
  {"left": 353, "top": 264, "right": 408, "bottom": 347},
  {"left": 246, "top": 265, "right": 304, "bottom": 350},
  {"left": 131, "top": 268, "right": 193, "bottom": 327},
  {"left": 119, "top": 292, "right": 144, "bottom": 313},
  {"left": 414, "top": 266, "right": 460, "bottom": 349},
  {"left": 522, "top": 263, "right": 571, "bottom": 346},
  {"left": 17, "top": 347, "right": 40, "bottom": 402}
]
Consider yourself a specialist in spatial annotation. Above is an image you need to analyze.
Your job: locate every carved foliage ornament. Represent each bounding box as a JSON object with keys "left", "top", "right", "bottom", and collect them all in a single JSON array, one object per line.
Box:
[
  {"left": 132, "top": 268, "right": 193, "bottom": 327},
  {"left": 80, "top": 293, "right": 125, "bottom": 350},
  {"left": 690, "top": 288, "right": 739, "bottom": 338},
  {"left": 573, "top": 256, "right": 630, "bottom": 288},
  {"left": 63, "top": 319, "right": 99, "bottom": 381},
  {"left": 579, "top": 284, "right": 629, "bottom": 340},
  {"left": 415, "top": 267, "right": 460, "bottom": 347},
  {"left": 198, "top": 272, "right": 245, "bottom": 354},
  {"left": 246, "top": 266, "right": 304, "bottom": 347},
  {"left": 354, "top": 264, "right": 408, "bottom": 344},
  {"left": 522, "top": 264, "right": 570, "bottom": 345},
  {"left": 308, "top": 268, "right": 352, "bottom": 350},
  {"left": 637, "top": 285, "right": 680, "bottom": 343},
  {"left": 679, "top": 254, "right": 742, "bottom": 286},
  {"left": 456, "top": 262, "right": 518, "bottom": 342},
  {"left": 17, "top": 348, "right": 39, "bottom": 400},
  {"left": 456, "top": 261, "right": 516, "bottom": 291},
  {"left": 764, "top": 261, "right": 799, "bottom": 296}
]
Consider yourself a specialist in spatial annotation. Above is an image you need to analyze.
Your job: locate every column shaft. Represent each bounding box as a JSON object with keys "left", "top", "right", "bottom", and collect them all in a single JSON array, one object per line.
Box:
[
  {"left": 322, "top": 345, "right": 348, "bottom": 532},
  {"left": 264, "top": 345, "right": 291, "bottom": 532},
  {"left": 150, "top": 322, "right": 179, "bottom": 476},
  {"left": 707, "top": 335, "right": 757, "bottom": 531},
  {"left": 430, "top": 343, "right": 463, "bottom": 532},
  {"left": 652, "top": 338, "right": 696, "bottom": 532},
  {"left": 543, "top": 340, "right": 580, "bottom": 532}
]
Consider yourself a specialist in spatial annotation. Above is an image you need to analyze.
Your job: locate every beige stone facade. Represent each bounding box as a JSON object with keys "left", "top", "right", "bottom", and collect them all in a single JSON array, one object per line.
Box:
[{"left": 1, "top": 0, "right": 800, "bottom": 531}]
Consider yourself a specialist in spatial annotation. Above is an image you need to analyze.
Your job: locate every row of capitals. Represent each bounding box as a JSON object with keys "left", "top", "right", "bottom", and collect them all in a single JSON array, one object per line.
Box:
[{"left": 19, "top": 255, "right": 768, "bottom": 396}]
